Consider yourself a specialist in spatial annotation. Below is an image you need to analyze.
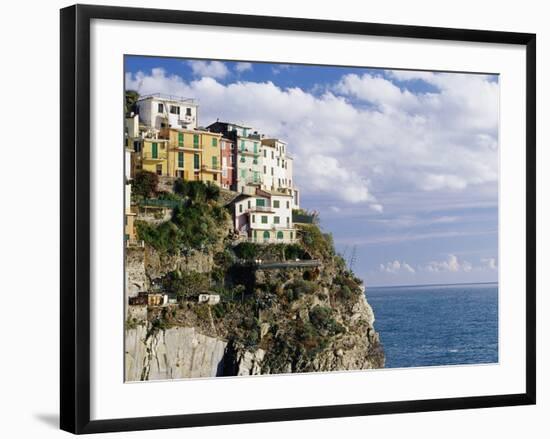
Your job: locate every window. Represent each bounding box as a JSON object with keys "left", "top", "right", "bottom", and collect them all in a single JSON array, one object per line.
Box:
[
  {"left": 271, "top": 151, "right": 274, "bottom": 159},
  {"left": 253, "top": 142, "right": 258, "bottom": 153},
  {"left": 247, "top": 200, "right": 251, "bottom": 209},
  {"left": 157, "top": 103, "right": 164, "bottom": 113},
  {"left": 261, "top": 216, "right": 268, "bottom": 224},
  {"left": 133, "top": 140, "right": 141, "bottom": 152},
  {"left": 151, "top": 142, "right": 158, "bottom": 159},
  {"left": 256, "top": 199, "right": 266, "bottom": 207},
  {"left": 277, "top": 231, "right": 284, "bottom": 240},
  {"left": 290, "top": 231, "right": 293, "bottom": 239},
  {"left": 286, "top": 217, "right": 290, "bottom": 225},
  {"left": 263, "top": 231, "right": 270, "bottom": 241},
  {"left": 253, "top": 158, "right": 258, "bottom": 165},
  {"left": 252, "top": 215, "right": 255, "bottom": 223},
  {"left": 178, "top": 132, "right": 183, "bottom": 147},
  {"left": 170, "top": 105, "right": 180, "bottom": 115},
  {"left": 193, "top": 135, "right": 199, "bottom": 148},
  {"left": 212, "top": 156, "right": 218, "bottom": 168},
  {"left": 240, "top": 156, "right": 245, "bottom": 163},
  {"left": 277, "top": 158, "right": 280, "bottom": 166},
  {"left": 212, "top": 138, "right": 218, "bottom": 147},
  {"left": 278, "top": 178, "right": 281, "bottom": 187},
  {"left": 273, "top": 200, "right": 280, "bottom": 208},
  {"left": 239, "top": 204, "right": 243, "bottom": 213},
  {"left": 271, "top": 168, "right": 274, "bottom": 176},
  {"left": 186, "top": 107, "right": 192, "bottom": 116},
  {"left": 193, "top": 153, "right": 200, "bottom": 169},
  {"left": 178, "top": 152, "right": 184, "bottom": 168},
  {"left": 286, "top": 201, "right": 290, "bottom": 209},
  {"left": 240, "top": 140, "right": 245, "bottom": 151},
  {"left": 263, "top": 150, "right": 266, "bottom": 157},
  {"left": 274, "top": 216, "right": 280, "bottom": 224},
  {"left": 156, "top": 164, "right": 162, "bottom": 175},
  {"left": 263, "top": 165, "right": 267, "bottom": 174},
  {"left": 253, "top": 230, "right": 257, "bottom": 239}
]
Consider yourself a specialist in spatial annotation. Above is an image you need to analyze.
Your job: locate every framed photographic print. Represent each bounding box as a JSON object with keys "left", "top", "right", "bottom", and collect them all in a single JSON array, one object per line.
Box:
[{"left": 60, "top": 4, "right": 536, "bottom": 434}]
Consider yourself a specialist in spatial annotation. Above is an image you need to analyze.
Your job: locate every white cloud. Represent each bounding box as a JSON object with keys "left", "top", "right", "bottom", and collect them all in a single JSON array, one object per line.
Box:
[
  {"left": 187, "top": 61, "right": 229, "bottom": 79},
  {"left": 234, "top": 62, "right": 252, "bottom": 73},
  {"left": 481, "top": 257, "right": 498, "bottom": 270},
  {"left": 379, "top": 260, "right": 415, "bottom": 274},
  {"left": 424, "top": 254, "right": 472, "bottom": 273},
  {"left": 126, "top": 67, "right": 498, "bottom": 212}
]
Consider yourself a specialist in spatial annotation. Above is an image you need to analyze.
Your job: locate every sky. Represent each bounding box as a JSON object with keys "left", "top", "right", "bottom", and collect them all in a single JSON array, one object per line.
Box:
[{"left": 125, "top": 56, "right": 499, "bottom": 287}]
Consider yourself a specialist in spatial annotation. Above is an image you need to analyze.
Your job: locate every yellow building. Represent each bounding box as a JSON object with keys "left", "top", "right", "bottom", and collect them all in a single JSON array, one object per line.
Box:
[
  {"left": 200, "top": 131, "right": 222, "bottom": 185},
  {"left": 167, "top": 129, "right": 202, "bottom": 181},
  {"left": 141, "top": 138, "right": 169, "bottom": 175},
  {"left": 166, "top": 129, "right": 222, "bottom": 184}
]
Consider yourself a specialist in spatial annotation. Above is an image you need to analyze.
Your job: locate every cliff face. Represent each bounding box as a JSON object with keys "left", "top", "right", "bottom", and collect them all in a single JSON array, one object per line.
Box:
[
  {"left": 125, "top": 324, "right": 266, "bottom": 381},
  {"left": 126, "top": 189, "right": 384, "bottom": 381}
]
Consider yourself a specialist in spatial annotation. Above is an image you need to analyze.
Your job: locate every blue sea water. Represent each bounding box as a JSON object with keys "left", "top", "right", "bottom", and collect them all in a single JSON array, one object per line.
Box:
[{"left": 366, "top": 283, "right": 498, "bottom": 368}]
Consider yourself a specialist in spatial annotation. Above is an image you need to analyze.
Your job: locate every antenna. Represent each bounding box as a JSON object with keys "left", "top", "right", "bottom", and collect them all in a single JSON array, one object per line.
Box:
[{"left": 348, "top": 245, "right": 357, "bottom": 272}]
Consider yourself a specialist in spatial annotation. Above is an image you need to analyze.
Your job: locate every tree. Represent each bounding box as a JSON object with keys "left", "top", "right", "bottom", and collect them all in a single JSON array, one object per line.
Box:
[
  {"left": 132, "top": 171, "right": 158, "bottom": 199},
  {"left": 161, "top": 271, "right": 210, "bottom": 298},
  {"left": 125, "top": 90, "right": 139, "bottom": 116}
]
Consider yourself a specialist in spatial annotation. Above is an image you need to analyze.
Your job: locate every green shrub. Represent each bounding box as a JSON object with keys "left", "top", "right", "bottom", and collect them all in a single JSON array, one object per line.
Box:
[
  {"left": 133, "top": 171, "right": 159, "bottom": 199},
  {"left": 193, "top": 304, "right": 210, "bottom": 321},
  {"left": 173, "top": 180, "right": 220, "bottom": 202},
  {"left": 233, "top": 242, "right": 261, "bottom": 260},
  {"left": 136, "top": 220, "right": 180, "bottom": 254},
  {"left": 160, "top": 270, "right": 210, "bottom": 299},
  {"left": 286, "top": 279, "right": 316, "bottom": 301},
  {"left": 299, "top": 224, "right": 334, "bottom": 258},
  {"left": 309, "top": 306, "right": 345, "bottom": 335}
]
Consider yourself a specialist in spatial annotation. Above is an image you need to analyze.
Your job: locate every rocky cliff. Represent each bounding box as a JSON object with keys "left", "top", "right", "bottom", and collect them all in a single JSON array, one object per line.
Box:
[{"left": 125, "top": 184, "right": 384, "bottom": 381}]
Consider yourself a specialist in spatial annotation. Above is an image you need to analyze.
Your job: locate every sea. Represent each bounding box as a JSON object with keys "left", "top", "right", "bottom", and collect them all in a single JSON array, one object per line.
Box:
[{"left": 366, "top": 282, "right": 498, "bottom": 368}]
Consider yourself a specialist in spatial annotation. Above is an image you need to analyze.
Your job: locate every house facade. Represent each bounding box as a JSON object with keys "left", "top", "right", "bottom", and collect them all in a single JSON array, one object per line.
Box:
[
  {"left": 261, "top": 138, "right": 300, "bottom": 208},
  {"left": 233, "top": 189, "right": 296, "bottom": 244},
  {"left": 220, "top": 137, "right": 235, "bottom": 189},
  {"left": 135, "top": 94, "right": 198, "bottom": 131},
  {"left": 166, "top": 128, "right": 202, "bottom": 181},
  {"left": 200, "top": 131, "right": 223, "bottom": 185}
]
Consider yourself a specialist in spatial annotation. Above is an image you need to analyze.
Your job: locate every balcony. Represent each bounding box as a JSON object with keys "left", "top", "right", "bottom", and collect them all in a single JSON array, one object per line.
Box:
[
  {"left": 239, "top": 149, "right": 260, "bottom": 157},
  {"left": 241, "top": 237, "right": 299, "bottom": 245},
  {"left": 202, "top": 164, "right": 222, "bottom": 173},
  {"left": 141, "top": 154, "right": 165, "bottom": 161},
  {"left": 244, "top": 177, "right": 263, "bottom": 185},
  {"left": 247, "top": 206, "right": 274, "bottom": 213}
]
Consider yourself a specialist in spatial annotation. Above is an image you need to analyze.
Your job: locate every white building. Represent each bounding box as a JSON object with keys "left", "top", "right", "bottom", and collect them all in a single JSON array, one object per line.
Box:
[
  {"left": 135, "top": 94, "right": 198, "bottom": 131},
  {"left": 233, "top": 189, "right": 296, "bottom": 244},
  {"left": 261, "top": 138, "right": 300, "bottom": 208}
]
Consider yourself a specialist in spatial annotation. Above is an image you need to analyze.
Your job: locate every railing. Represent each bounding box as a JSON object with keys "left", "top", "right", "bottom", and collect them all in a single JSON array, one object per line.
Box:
[
  {"left": 141, "top": 153, "right": 165, "bottom": 161},
  {"left": 292, "top": 213, "right": 317, "bottom": 224},
  {"left": 245, "top": 178, "right": 263, "bottom": 185},
  {"left": 247, "top": 206, "right": 274, "bottom": 213},
  {"left": 139, "top": 93, "right": 196, "bottom": 104},
  {"left": 126, "top": 239, "right": 145, "bottom": 248},
  {"left": 202, "top": 164, "right": 222, "bottom": 172},
  {"left": 241, "top": 237, "right": 299, "bottom": 244},
  {"left": 139, "top": 198, "right": 182, "bottom": 208}
]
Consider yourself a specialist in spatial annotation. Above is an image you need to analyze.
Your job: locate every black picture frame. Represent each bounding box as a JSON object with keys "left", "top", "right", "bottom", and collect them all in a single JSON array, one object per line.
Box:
[{"left": 60, "top": 4, "right": 536, "bottom": 434}]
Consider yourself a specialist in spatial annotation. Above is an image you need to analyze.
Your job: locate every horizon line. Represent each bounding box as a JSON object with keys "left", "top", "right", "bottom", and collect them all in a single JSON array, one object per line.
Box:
[{"left": 366, "top": 280, "right": 498, "bottom": 289}]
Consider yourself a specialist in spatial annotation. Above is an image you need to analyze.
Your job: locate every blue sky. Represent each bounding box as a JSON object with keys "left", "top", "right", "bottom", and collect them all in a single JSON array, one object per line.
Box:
[{"left": 126, "top": 56, "right": 499, "bottom": 287}]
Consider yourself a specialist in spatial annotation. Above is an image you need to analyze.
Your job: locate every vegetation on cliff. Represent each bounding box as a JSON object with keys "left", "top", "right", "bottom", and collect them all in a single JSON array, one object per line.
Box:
[{"left": 130, "top": 180, "right": 384, "bottom": 374}]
